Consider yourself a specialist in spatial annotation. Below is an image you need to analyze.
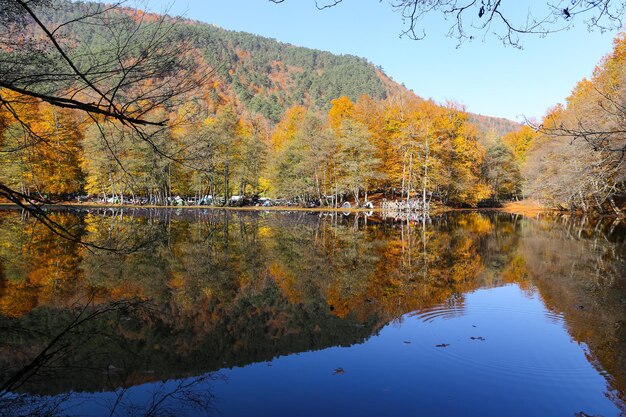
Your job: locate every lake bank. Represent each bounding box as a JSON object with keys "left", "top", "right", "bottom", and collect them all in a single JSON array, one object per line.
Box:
[{"left": 0, "top": 200, "right": 553, "bottom": 216}]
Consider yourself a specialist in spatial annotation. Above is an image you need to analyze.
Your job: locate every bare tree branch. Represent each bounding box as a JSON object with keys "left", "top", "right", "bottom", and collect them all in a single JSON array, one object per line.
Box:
[{"left": 270, "top": 0, "right": 626, "bottom": 46}]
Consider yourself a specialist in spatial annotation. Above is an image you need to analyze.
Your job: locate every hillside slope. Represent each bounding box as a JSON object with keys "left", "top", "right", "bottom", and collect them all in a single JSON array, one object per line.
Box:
[{"left": 44, "top": 1, "right": 518, "bottom": 132}]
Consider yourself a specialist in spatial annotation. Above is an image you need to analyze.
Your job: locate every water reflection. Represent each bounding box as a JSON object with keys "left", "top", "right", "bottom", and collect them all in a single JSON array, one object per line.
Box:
[{"left": 0, "top": 209, "right": 623, "bottom": 416}]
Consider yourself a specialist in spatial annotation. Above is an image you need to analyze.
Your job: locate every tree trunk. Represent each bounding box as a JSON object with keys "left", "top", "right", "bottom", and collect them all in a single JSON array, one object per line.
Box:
[{"left": 407, "top": 146, "right": 413, "bottom": 207}]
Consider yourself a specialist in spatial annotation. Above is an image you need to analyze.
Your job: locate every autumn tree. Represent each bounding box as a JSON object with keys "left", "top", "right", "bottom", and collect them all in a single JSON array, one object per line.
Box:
[
  {"left": 502, "top": 125, "right": 536, "bottom": 165},
  {"left": 335, "top": 118, "right": 382, "bottom": 205},
  {"left": 270, "top": 105, "right": 307, "bottom": 151},
  {"left": 0, "top": 93, "right": 82, "bottom": 198},
  {"left": 525, "top": 105, "right": 624, "bottom": 214},
  {"left": 184, "top": 105, "right": 242, "bottom": 204},
  {"left": 236, "top": 113, "right": 270, "bottom": 196},
  {"left": 536, "top": 33, "right": 626, "bottom": 155},
  {"left": 388, "top": 101, "right": 489, "bottom": 207},
  {"left": 353, "top": 94, "right": 391, "bottom": 190},
  {"left": 482, "top": 141, "right": 522, "bottom": 202},
  {"left": 328, "top": 96, "right": 355, "bottom": 133},
  {"left": 271, "top": 111, "right": 335, "bottom": 204},
  {"left": 430, "top": 104, "right": 490, "bottom": 206},
  {"left": 31, "top": 105, "right": 83, "bottom": 196},
  {"left": 380, "top": 92, "right": 420, "bottom": 198},
  {"left": 525, "top": 32, "right": 626, "bottom": 214},
  {"left": 81, "top": 121, "right": 130, "bottom": 202}
]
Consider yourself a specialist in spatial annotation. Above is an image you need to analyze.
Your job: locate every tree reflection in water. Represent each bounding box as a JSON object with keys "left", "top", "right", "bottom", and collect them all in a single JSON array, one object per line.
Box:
[
  {"left": 0, "top": 293, "right": 222, "bottom": 417},
  {"left": 0, "top": 208, "right": 623, "bottom": 415}
]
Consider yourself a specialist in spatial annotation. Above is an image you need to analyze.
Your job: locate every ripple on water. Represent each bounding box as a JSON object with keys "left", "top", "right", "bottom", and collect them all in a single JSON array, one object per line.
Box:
[
  {"left": 410, "top": 305, "right": 466, "bottom": 323},
  {"left": 405, "top": 289, "right": 601, "bottom": 385}
]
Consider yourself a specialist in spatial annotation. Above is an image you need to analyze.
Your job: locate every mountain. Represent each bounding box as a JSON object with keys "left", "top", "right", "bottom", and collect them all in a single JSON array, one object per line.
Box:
[
  {"left": 44, "top": 1, "right": 519, "bottom": 133},
  {"left": 175, "top": 18, "right": 520, "bottom": 133},
  {"left": 468, "top": 114, "right": 521, "bottom": 138}
]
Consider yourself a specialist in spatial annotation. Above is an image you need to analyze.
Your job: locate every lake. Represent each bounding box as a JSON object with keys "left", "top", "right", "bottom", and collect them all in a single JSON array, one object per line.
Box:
[{"left": 0, "top": 208, "right": 624, "bottom": 417}]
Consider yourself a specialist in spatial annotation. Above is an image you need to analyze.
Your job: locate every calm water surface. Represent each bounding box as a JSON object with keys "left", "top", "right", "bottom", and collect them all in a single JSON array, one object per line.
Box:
[{"left": 0, "top": 209, "right": 624, "bottom": 417}]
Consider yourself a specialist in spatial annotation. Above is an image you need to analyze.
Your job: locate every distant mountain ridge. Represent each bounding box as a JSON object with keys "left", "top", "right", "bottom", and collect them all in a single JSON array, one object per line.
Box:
[{"left": 468, "top": 114, "right": 521, "bottom": 138}]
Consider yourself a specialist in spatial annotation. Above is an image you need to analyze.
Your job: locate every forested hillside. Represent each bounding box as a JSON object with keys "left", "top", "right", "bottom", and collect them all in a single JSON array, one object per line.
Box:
[
  {"left": 43, "top": 1, "right": 388, "bottom": 123},
  {"left": 43, "top": 2, "right": 518, "bottom": 129},
  {"left": 468, "top": 114, "right": 521, "bottom": 139}
]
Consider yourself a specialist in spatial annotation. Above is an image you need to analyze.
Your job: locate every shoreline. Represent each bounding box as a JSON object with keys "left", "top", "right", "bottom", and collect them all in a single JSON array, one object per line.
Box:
[
  {"left": 0, "top": 201, "right": 621, "bottom": 221},
  {"left": 0, "top": 201, "right": 553, "bottom": 216},
  {"left": 0, "top": 201, "right": 444, "bottom": 214}
]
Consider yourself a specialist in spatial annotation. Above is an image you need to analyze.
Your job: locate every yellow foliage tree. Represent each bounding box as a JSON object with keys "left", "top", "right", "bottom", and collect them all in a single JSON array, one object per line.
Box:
[
  {"left": 502, "top": 125, "right": 536, "bottom": 165},
  {"left": 328, "top": 96, "right": 354, "bottom": 133}
]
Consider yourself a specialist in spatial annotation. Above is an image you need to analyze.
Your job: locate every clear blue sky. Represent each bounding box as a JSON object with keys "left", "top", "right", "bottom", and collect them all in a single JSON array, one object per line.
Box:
[{"left": 145, "top": 0, "right": 620, "bottom": 122}]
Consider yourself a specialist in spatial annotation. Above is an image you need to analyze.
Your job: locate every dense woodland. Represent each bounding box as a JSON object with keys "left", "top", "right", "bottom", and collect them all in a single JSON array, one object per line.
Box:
[{"left": 0, "top": 1, "right": 623, "bottom": 214}]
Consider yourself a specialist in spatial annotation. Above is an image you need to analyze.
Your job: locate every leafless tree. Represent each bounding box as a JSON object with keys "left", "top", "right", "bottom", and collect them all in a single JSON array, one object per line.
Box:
[
  {"left": 0, "top": 0, "right": 209, "bottom": 248},
  {"left": 270, "top": 0, "right": 626, "bottom": 46},
  {"left": 533, "top": 81, "right": 626, "bottom": 157},
  {"left": 0, "top": 0, "right": 201, "bottom": 127}
]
